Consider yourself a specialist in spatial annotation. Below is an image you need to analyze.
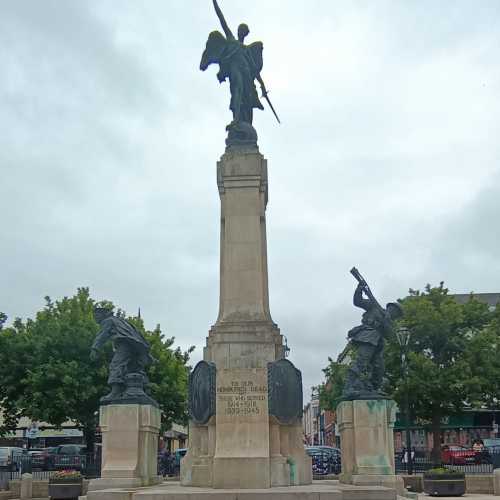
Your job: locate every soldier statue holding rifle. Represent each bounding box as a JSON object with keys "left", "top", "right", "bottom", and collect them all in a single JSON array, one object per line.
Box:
[
  {"left": 200, "top": 0, "right": 280, "bottom": 147},
  {"left": 90, "top": 307, "right": 157, "bottom": 406},
  {"left": 342, "top": 268, "right": 403, "bottom": 400}
]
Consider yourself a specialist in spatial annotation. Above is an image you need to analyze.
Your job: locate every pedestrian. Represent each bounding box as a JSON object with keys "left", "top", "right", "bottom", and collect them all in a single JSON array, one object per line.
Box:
[
  {"left": 473, "top": 439, "right": 490, "bottom": 465},
  {"left": 160, "top": 449, "right": 173, "bottom": 477},
  {"left": 472, "top": 439, "right": 484, "bottom": 452}
]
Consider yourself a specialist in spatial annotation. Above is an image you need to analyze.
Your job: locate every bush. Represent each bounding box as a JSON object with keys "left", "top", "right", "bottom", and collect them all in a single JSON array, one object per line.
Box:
[{"left": 424, "top": 468, "right": 465, "bottom": 480}]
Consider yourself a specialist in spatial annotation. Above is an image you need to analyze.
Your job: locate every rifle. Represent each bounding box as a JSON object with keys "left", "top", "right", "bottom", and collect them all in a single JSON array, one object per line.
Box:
[{"left": 350, "top": 267, "right": 385, "bottom": 315}]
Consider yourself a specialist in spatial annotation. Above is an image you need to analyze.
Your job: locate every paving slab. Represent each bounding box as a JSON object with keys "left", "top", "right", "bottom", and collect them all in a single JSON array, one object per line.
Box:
[{"left": 418, "top": 495, "right": 496, "bottom": 500}]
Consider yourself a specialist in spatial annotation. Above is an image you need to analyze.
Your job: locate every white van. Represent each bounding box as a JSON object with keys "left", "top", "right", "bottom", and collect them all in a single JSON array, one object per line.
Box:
[{"left": 0, "top": 447, "right": 25, "bottom": 470}]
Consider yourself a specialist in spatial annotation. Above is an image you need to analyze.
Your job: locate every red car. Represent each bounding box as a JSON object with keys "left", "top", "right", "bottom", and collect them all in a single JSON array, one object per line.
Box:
[{"left": 441, "top": 445, "right": 477, "bottom": 465}]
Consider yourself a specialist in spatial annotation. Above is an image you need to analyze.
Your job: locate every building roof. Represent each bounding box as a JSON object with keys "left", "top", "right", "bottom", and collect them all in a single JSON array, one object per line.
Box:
[{"left": 452, "top": 293, "right": 500, "bottom": 309}]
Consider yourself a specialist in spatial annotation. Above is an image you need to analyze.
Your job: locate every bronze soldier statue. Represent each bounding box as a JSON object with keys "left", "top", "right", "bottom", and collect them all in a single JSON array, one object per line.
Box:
[
  {"left": 90, "top": 307, "right": 157, "bottom": 406},
  {"left": 200, "top": 0, "right": 279, "bottom": 147},
  {"left": 342, "top": 268, "right": 403, "bottom": 400}
]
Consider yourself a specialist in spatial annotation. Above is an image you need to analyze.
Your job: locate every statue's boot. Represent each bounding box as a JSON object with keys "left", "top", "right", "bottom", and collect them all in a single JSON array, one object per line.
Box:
[{"left": 100, "top": 383, "right": 124, "bottom": 403}]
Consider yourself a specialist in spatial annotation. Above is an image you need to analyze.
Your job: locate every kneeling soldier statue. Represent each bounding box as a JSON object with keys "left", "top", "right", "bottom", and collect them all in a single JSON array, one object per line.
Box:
[
  {"left": 90, "top": 307, "right": 157, "bottom": 406},
  {"left": 342, "top": 268, "right": 403, "bottom": 400}
]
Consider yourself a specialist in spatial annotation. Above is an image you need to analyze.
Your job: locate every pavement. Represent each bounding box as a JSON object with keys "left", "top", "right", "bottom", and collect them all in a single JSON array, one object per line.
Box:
[{"left": 418, "top": 495, "right": 497, "bottom": 499}]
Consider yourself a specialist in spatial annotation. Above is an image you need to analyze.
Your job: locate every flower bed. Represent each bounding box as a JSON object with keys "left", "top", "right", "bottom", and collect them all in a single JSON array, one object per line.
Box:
[
  {"left": 49, "top": 470, "right": 82, "bottom": 499},
  {"left": 423, "top": 468, "right": 466, "bottom": 497}
]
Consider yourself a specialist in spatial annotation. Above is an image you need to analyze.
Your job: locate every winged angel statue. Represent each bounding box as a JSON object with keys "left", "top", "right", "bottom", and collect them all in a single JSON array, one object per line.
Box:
[{"left": 200, "top": 0, "right": 279, "bottom": 147}]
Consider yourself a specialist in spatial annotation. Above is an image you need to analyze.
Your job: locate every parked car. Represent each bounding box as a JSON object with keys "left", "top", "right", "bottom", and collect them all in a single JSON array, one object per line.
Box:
[
  {"left": 53, "top": 444, "right": 87, "bottom": 455},
  {"left": 441, "top": 445, "right": 480, "bottom": 465},
  {"left": 49, "top": 444, "right": 87, "bottom": 471},
  {"left": 0, "top": 447, "right": 26, "bottom": 471},
  {"left": 482, "top": 439, "right": 500, "bottom": 467},
  {"left": 482, "top": 438, "right": 500, "bottom": 452},
  {"left": 174, "top": 448, "right": 187, "bottom": 474},
  {"left": 306, "top": 446, "right": 341, "bottom": 475},
  {"left": 306, "top": 446, "right": 341, "bottom": 461},
  {"left": 27, "top": 448, "right": 51, "bottom": 469}
]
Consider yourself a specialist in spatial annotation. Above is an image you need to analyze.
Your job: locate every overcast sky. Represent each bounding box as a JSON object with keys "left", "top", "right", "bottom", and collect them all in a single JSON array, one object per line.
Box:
[{"left": 1, "top": 0, "right": 499, "bottom": 402}]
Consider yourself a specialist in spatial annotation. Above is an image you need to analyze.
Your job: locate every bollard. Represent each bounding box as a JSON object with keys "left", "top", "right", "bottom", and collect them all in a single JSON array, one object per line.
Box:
[
  {"left": 20, "top": 473, "right": 33, "bottom": 500},
  {"left": 493, "top": 469, "right": 500, "bottom": 495}
]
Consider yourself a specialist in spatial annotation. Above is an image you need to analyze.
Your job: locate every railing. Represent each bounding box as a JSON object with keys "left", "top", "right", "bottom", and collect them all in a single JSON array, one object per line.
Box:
[
  {"left": 0, "top": 452, "right": 178, "bottom": 489},
  {"left": 395, "top": 447, "right": 500, "bottom": 474},
  {"left": 0, "top": 452, "right": 181, "bottom": 490},
  {"left": 308, "top": 451, "right": 341, "bottom": 476},
  {"left": 157, "top": 455, "right": 179, "bottom": 477},
  {"left": 0, "top": 453, "right": 101, "bottom": 487}
]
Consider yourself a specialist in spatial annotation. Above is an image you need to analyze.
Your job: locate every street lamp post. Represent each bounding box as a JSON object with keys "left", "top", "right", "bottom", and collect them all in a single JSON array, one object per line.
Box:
[{"left": 396, "top": 326, "right": 413, "bottom": 475}]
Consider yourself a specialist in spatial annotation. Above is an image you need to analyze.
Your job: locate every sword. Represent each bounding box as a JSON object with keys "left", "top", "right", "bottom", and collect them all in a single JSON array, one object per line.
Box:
[{"left": 262, "top": 90, "right": 281, "bottom": 124}]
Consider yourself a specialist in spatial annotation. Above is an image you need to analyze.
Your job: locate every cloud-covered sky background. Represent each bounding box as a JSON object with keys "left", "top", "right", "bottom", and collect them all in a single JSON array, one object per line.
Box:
[{"left": 1, "top": 0, "right": 499, "bottom": 401}]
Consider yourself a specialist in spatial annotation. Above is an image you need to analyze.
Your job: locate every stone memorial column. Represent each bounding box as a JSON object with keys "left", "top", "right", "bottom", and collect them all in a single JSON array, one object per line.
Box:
[{"left": 181, "top": 147, "right": 311, "bottom": 489}]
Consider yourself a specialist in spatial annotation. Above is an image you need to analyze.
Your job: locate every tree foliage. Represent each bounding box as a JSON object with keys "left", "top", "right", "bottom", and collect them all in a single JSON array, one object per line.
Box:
[
  {"left": 318, "top": 355, "right": 349, "bottom": 411},
  {"left": 463, "top": 305, "right": 500, "bottom": 408},
  {"left": 0, "top": 288, "right": 193, "bottom": 448},
  {"left": 319, "top": 282, "right": 498, "bottom": 463},
  {"left": 0, "top": 312, "right": 7, "bottom": 330}
]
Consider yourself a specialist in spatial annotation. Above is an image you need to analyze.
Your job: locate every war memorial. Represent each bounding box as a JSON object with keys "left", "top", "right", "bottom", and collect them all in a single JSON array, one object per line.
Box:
[{"left": 86, "top": 1, "right": 407, "bottom": 499}]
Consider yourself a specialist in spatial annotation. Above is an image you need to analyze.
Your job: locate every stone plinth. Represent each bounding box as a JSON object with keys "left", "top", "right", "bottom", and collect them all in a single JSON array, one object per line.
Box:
[
  {"left": 85, "top": 479, "right": 398, "bottom": 500},
  {"left": 181, "top": 148, "right": 311, "bottom": 489},
  {"left": 20, "top": 473, "right": 32, "bottom": 500},
  {"left": 493, "top": 468, "right": 500, "bottom": 495},
  {"left": 337, "top": 399, "right": 404, "bottom": 495},
  {"left": 89, "top": 404, "right": 161, "bottom": 491}
]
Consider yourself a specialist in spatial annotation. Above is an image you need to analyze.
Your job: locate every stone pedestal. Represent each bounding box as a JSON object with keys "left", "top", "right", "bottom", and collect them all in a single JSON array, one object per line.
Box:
[
  {"left": 337, "top": 399, "right": 405, "bottom": 495},
  {"left": 20, "top": 473, "right": 32, "bottom": 500},
  {"left": 88, "top": 404, "right": 161, "bottom": 491},
  {"left": 84, "top": 480, "right": 400, "bottom": 500},
  {"left": 181, "top": 147, "right": 311, "bottom": 489},
  {"left": 493, "top": 468, "right": 500, "bottom": 495}
]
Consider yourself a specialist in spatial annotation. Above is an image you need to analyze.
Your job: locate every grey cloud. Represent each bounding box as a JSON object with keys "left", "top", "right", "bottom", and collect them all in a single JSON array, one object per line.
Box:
[
  {"left": 422, "top": 172, "right": 500, "bottom": 292},
  {"left": 1, "top": 0, "right": 499, "bottom": 396}
]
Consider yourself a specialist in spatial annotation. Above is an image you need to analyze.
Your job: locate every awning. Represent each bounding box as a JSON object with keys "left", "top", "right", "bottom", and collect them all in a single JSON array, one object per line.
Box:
[
  {"left": 164, "top": 430, "right": 187, "bottom": 439},
  {"left": 27, "top": 428, "right": 83, "bottom": 438}
]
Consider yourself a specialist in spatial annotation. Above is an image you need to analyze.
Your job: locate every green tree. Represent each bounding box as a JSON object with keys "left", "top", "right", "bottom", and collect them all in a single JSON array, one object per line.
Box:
[
  {"left": 0, "top": 317, "right": 31, "bottom": 436},
  {"left": 0, "top": 312, "right": 7, "bottom": 329},
  {"left": 319, "top": 283, "right": 495, "bottom": 464},
  {"left": 384, "top": 283, "right": 493, "bottom": 463},
  {"left": 0, "top": 289, "right": 193, "bottom": 449},
  {"left": 318, "top": 353, "right": 350, "bottom": 411},
  {"left": 464, "top": 303, "right": 500, "bottom": 409},
  {"left": 125, "top": 318, "right": 194, "bottom": 431}
]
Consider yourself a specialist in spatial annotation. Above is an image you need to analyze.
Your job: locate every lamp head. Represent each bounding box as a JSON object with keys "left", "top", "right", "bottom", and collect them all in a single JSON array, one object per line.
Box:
[{"left": 396, "top": 326, "right": 410, "bottom": 347}]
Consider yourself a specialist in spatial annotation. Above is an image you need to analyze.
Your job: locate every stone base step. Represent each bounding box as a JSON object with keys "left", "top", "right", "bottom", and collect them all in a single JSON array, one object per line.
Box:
[{"left": 86, "top": 480, "right": 396, "bottom": 500}]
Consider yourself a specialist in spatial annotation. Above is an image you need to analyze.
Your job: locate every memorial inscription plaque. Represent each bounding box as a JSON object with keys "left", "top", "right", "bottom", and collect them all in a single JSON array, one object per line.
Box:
[
  {"left": 215, "top": 368, "right": 270, "bottom": 461},
  {"left": 217, "top": 378, "right": 267, "bottom": 417}
]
